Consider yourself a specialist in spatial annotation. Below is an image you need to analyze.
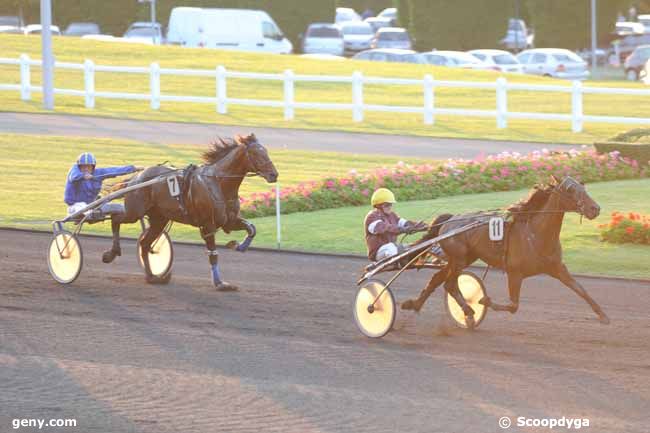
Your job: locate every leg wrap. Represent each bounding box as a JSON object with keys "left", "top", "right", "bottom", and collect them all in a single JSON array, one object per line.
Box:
[
  {"left": 236, "top": 222, "right": 256, "bottom": 252},
  {"left": 207, "top": 249, "right": 221, "bottom": 283}
]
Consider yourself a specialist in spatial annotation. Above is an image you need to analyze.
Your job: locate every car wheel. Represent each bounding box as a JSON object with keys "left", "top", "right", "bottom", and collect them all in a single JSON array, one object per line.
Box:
[{"left": 626, "top": 69, "right": 638, "bottom": 81}]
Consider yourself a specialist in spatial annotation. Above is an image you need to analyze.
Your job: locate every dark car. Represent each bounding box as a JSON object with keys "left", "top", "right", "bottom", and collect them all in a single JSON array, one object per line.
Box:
[{"left": 624, "top": 45, "right": 650, "bottom": 80}]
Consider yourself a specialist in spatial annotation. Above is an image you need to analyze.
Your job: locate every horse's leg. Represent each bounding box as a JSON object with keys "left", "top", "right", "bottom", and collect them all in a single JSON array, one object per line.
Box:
[
  {"left": 204, "top": 231, "right": 238, "bottom": 291},
  {"left": 444, "top": 263, "right": 476, "bottom": 329},
  {"left": 140, "top": 215, "right": 170, "bottom": 284},
  {"left": 102, "top": 204, "right": 139, "bottom": 264},
  {"left": 401, "top": 267, "right": 447, "bottom": 312},
  {"left": 481, "top": 272, "right": 522, "bottom": 314},
  {"left": 549, "top": 264, "right": 610, "bottom": 324},
  {"left": 224, "top": 218, "right": 256, "bottom": 252}
]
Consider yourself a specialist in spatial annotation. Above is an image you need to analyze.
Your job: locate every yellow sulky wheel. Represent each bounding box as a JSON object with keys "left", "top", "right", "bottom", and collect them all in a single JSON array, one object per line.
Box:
[
  {"left": 137, "top": 231, "right": 173, "bottom": 278},
  {"left": 445, "top": 271, "right": 488, "bottom": 329},
  {"left": 47, "top": 231, "right": 83, "bottom": 284},
  {"left": 354, "top": 279, "right": 396, "bottom": 338}
]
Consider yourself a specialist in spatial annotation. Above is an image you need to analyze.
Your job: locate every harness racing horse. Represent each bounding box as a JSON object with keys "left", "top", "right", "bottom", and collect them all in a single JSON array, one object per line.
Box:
[
  {"left": 103, "top": 133, "right": 278, "bottom": 290},
  {"left": 401, "top": 175, "right": 610, "bottom": 327}
]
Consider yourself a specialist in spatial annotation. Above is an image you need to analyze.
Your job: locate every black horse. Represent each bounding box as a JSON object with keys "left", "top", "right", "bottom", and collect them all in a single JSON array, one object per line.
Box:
[
  {"left": 402, "top": 175, "right": 610, "bottom": 327},
  {"left": 104, "top": 133, "right": 278, "bottom": 290}
]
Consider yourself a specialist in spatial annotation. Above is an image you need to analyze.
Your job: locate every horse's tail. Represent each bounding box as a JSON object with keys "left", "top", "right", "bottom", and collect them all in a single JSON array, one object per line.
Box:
[{"left": 418, "top": 213, "right": 454, "bottom": 242}]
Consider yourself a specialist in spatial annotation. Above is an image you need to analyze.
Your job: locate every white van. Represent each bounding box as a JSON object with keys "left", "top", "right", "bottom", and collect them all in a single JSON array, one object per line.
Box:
[{"left": 167, "top": 7, "right": 292, "bottom": 54}]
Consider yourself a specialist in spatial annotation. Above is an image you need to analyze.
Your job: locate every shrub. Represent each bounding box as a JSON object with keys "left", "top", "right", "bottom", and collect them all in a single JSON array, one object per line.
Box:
[
  {"left": 594, "top": 128, "right": 650, "bottom": 164},
  {"left": 599, "top": 212, "right": 650, "bottom": 245}
]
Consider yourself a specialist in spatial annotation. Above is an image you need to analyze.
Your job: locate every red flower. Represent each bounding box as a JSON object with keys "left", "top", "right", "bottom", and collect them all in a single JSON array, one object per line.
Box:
[{"left": 625, "top": 227, "right": 635, "bottom": 234}]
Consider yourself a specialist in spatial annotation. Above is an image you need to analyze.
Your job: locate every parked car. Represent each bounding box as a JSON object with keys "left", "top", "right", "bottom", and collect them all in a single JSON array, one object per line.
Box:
[
  {"left": 613, "top": 33, "right": 650, "bottom": 63},
  {"left": 516, "top": 48, "right": 589, "bottom": 80},
  {"left": 24, "top": 24, "right": 61, "bottom": 35},
  {"left": 614, "top": 21, "right": 645, "bottom": 35},
  {"left": 353, "top": 48, "right": 423, "bottom": 64},
  {"left": 300, "top": 53, "right": 346, "bottom": 61},
  {"left": 624, "top": 45, "right": 650, "bottom": 80},
  {"left": 123, "top": 22, "right": 163, "bottom": 44},
  {"left": 420, "top": 51, "right": 490, "bottom": 70},
  {"left": 166, "top": 8, "right": 292, "bottom": 54},
  {"left": 302, "top": 23, "right": 343, "bottom": 56},
  {"left": 371, "top": 27, "right": 412, "bottom": 50},
  {"left": 641, "top": 59, "right": 650, "bottom": 84},
  {"left": 638, "top": 15, "right": 650, "bottom": 33},
  {"left": 340, "top": 21, "right": 374, "bottom": 54},
  {"left": 64, "top": 22, "right": 100, "bottom": 37},
  {"left": 468, "top": 49, "right": 523, "bottom": 73},
  {"left": 500, "top": 18, "right": 534, "bottom": 51},
  {"left": 364, "top": 16, "right": 393, "bottom": 33},
  {"left": 377, "top": 7, "right": 398, "bottom": 22},
  {"left": 0, "top": 15, "right": 23, "bottom": 33},
  {"left": 335, "top": 7, "right": 361, "bottom": 24}
]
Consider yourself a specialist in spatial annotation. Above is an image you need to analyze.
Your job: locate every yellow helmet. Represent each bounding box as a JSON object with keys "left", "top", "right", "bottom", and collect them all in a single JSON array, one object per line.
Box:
[{"left": 371, "top": 188, "right": 396, "bottom": 207}]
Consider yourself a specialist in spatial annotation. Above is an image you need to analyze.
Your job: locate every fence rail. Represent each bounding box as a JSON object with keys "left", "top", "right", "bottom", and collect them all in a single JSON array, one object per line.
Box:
[{"left": 2, "top": 54, "right": 650, "bottom": 132}]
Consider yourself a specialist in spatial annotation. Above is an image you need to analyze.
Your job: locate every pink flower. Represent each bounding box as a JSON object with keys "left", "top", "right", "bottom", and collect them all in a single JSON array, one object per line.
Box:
[{"left": 361, "top": 189, "right": 369, "bottom": 196}]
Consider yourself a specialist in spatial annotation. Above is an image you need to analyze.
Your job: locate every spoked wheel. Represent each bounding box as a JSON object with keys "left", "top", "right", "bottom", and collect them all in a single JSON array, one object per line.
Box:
[
  {"left": 445, "top": 271, "right": 488, "bottom": 329},
  {"left": 137, "top": 231, "right": 173, "bottom": 278},
  {"left": 47, "top": 231, "right": 83, "bottom": 284},
  {"left": 354, "top": 279, "right": 396, "bottom": 338}
]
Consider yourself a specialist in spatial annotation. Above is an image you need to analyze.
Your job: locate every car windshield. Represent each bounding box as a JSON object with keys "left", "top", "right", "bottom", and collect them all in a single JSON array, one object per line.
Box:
[
  {"left": 494, "top": 54, "right": 518, "bottom": 64},
  {"left": 127, "top": 27, "right": 157, "bottom": 37},
  {"left": 378, "top": 31, "right": 408, "bottom": 41},
  {"left": 0, "top": 16, "right": 20, "bottom": 26},
  {"left": 552, "top": 52, "right": 582, "bottom": 63},
  {"left": 67, "top": 24, "right": 98, "bottom": 34},
  {"left": 308, "top": 27, "right": 340, "bottom": 38},
  {"left": 450, "top": 53, "right": 480, "bottom": 64},
  {"left": 342, "top": 25, "right": 372, "bottom": 35}
]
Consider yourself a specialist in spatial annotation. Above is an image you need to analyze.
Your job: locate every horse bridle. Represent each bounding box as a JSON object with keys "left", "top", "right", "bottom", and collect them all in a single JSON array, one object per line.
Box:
[{"left": 550, "top": 177, "right": 586, "bottom": 216}]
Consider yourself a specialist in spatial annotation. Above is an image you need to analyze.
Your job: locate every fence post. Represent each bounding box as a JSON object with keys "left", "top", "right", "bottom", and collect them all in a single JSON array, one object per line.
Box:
[
  {"left": 352, "top": 71, "right": 364, "bottom": 122},
  {"left": 150, "top": 62, "right": 160, "bottom": 110},
  {"left": 275, "top": 182, "right": 281, "bottom": 249},
  {"left": 496, "top": 77, "right": 508, "bottom": 129},
  {"left": 216, "top": 65, "right": 227, "bottom": 114},
  {"left": 571, "top": 80, "right": 583, "bottom": 133},
  {"left": 83, "top": 59, "right": 95, "bottom": 109},
  {"left": 283, "top": 69, "right": 294, "bottom": 121},
  {"left": 19, "top": 54, "right": 31, "bottom": 101},
  {"left": 423, "top": 74, "right": 434, "bottom": 125}
]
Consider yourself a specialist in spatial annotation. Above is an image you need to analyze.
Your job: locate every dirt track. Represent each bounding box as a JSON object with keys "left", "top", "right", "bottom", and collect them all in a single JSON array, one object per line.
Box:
[{"left": 1, "top": 229, "right": 649, "bottom": 433}]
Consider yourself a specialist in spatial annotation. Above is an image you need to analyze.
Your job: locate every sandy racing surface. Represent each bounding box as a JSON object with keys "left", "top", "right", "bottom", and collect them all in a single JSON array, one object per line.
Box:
[{"left": 1, "top": 229, "right": 649, "bottom": 433}]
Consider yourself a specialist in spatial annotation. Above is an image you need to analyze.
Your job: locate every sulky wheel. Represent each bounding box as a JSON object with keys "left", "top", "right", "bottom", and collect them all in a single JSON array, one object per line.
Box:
[
  {"left": 47, "top": 231, "right": 83, "bottom": 284},
  {"left": 137, "top": 230, "right": 173, "bottom": 278},
  {"left": 354, "top": 279, "right": 396, "bottom": 338},
  {"left": 445, "top": 271, "right": 488, "bottom": 329}
]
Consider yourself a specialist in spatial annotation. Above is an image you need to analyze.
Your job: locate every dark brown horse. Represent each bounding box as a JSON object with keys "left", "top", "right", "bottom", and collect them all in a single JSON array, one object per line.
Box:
[
  {"left": 402, "top": 175, "right": 610, "bottom": 327},
  {"left": 103, "top": 133, "right": 278, "bottom": 290}
]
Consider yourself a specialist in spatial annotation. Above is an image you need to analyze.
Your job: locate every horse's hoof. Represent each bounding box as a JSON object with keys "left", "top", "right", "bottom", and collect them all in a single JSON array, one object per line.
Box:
[
  {"left": 225, "top": 240, "right": 238, "bottom": 250},
  {"left": 401, "top": 299, "right": 420, "bottom": 312},
  {"left": 598, "top": 313, "right": 610, "bottom": 325},
  {"left": 145, "top": 272, "right": 171, "bottom": 285},
  {"left": 102, "top": 248, "right": 121, "bottom": 264},
  {"left": 215, "top": 281, "right": 238, "bottom": 292},
  {"left": 465, "top": 314, "right": 476, "bottom": 330}
]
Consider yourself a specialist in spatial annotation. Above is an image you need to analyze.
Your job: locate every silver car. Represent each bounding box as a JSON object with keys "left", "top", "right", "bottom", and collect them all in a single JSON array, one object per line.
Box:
[
  {"left": 340, "top": 21, "right": 374, "bottom": 54},
  {"left": 353, "top": 49, "right": 423, "bottom": 64},
  {"left": 371, "top": 27, "right": 412, "bottom": 50},
  {"left": 517, "top": 48, "right": 590, "bottom": 80}
]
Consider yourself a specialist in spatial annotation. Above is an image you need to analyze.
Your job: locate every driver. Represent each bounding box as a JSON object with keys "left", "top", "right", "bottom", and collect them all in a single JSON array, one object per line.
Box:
[
  {"left": 364, "top": 188, "right": 427, "bottom": 261},
  {"left": 64, "top": 152, "right": 142, "bottom": 219}
]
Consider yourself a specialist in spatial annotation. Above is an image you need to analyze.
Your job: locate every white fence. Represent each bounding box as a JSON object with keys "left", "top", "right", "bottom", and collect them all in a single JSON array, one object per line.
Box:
[{"left": 1, "top": 54, "right": 650, "bottom": 133}]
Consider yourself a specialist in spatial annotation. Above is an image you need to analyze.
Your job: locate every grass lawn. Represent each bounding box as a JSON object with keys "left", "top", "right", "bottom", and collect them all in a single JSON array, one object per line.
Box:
[
  {"left": 0, "top": 133, "right": 430, "bottom": 226},
  {"left": 1, "top": 133, "right": 648, "bottom": 279},
  {"left": 1, "top": 34, "right": 648, "bottom": 145}
]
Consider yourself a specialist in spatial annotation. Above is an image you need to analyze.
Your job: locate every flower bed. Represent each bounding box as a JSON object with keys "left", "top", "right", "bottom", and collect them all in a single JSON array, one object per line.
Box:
[
  {"left": 594, "top": 128, "right": 650, "bottom": 165},
  {"left": 240, "top": 148, "right": 649, "bottom": 218},
  {"left": 599, "top": 212, "right": 650, "bottom": 245}
]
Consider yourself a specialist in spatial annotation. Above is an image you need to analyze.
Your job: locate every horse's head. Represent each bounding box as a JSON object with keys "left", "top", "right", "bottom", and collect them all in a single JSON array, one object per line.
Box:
[
  {"left": 235, "top": 134, "right": 278, "bottom": 183},
  {"left": 551, "top": 175, "right": 600, "bottom": 220}
]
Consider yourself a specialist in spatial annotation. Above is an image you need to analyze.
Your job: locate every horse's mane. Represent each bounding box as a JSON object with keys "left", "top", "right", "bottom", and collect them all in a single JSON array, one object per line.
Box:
[
  {"left": 508, "top": 184, "right": 553, "bottom": 219},
  {"left": 201, "top": 137, "right": 241, "bottom": 164}
]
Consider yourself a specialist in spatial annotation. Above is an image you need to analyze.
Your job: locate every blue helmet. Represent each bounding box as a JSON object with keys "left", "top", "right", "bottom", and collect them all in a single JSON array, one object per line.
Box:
[{"left": 76, "top": 152, "right": 96, "bottom": 166}]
